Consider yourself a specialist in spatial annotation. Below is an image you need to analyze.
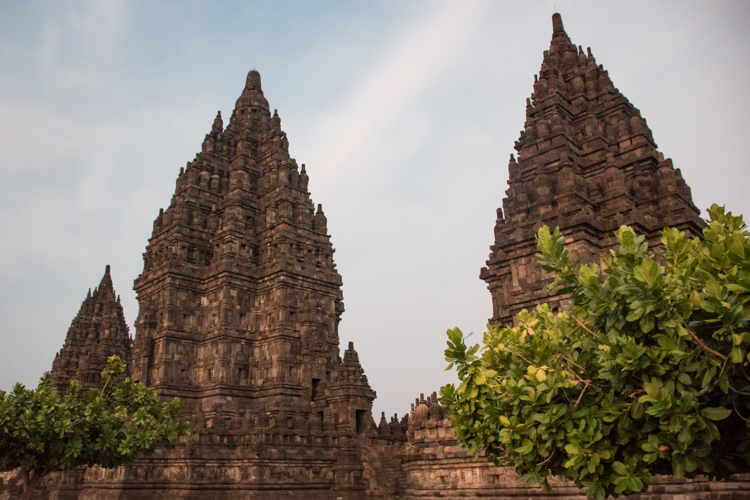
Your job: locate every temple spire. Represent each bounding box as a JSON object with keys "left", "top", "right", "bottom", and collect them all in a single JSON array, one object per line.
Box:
[
  {"left": 50, "top": 265, "right": 131, "bottom": 394},
  {"left": 211, "top": 111, "right": 223, "bottom": 134},
  {"left": 97, "top": 264, "right": 114, "bottom": 295},
  {"left": 133, "top": 69, "right": 362, "bottom": 439},
  {"left": 229, "top": 70, "right": 270, "bottom": 128},
  {"left": 549, "top": 12, "right": 573, "bottom": 52},
  {"left": 245, "top": 69, "right": 262, "bottom": 91}
]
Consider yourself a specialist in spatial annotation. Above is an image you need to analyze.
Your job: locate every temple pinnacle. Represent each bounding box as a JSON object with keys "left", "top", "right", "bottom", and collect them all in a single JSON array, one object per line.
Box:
[
  {"left": 552, "top": 12, "right": 565, "bottom": 33},
  {"left": 246, "top": 69, "right": 262, "bottom": 90},
  {"left": 99, "top": 264, "right": 113, "bottom": 292}
]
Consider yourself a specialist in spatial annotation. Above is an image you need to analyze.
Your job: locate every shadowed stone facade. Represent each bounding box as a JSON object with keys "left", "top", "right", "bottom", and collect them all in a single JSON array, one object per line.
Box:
[
  {"left": 3, "top": 12, "right": 749, "bottom": 500},
  {"left": 50, "top": 265, "right": 132, "bottom": 395}
]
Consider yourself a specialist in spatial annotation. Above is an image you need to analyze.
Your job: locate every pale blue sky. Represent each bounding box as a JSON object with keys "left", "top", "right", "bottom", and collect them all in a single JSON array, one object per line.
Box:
[{"left": 1, "top": 1, "right": 749, "bottom": 419}]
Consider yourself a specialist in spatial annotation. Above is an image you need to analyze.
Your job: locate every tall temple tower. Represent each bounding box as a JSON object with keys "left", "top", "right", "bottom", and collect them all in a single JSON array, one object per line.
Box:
[
  {"left": 50, "top": 265, "right": 132, "bottom": 394},
  {"left": 133, "top": 69, "right": 375, "bottom": 430},
  {"left": 480, "top": 13, "right": 705, "bottom": 326},
  {"left": 121, "top": 70, "right": 384, "bottom": 498}
]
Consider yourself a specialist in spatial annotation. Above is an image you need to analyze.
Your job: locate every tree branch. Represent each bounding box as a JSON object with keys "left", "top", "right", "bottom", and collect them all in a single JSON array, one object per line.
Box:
[
  {"left": 575, "top": 381, "right": 590, "bottom": 406},
  {"left": 100, "top": 373, "right": 113, "bottom": 397},
  {"left": 558, "top": 353, "right": 586, "bottom": 373},
  {"left": 538, "top": 448, "right": 556, "bottom": 466},
  {"left": 505, "top": 347, "right": 534, "bottom": 367},
  {"left": 727, "top": 384, "right": 750, "bottom": 397},
  {"left": 571, "top": 315, "right": 601, "bottom": 340},
  {"left": 556, "top": 355, "right": 602, "bottom": 390},
  {"left": 733, "top": 403, "right": 748, "bottom": 422},
  {"left": 686, "top": 326, "right": 728, "bottom": 361}
]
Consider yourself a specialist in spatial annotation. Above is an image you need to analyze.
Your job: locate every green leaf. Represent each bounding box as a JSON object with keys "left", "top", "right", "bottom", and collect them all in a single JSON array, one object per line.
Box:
[
  {"left": 611, "top": 461, "right": 627, "bottom": 476},
  {"left": 516, "top": 440, "right": 534, "bottom": 455},
  {"left": 700, "top": 407, "right": 732, "bottom": 421},
  {"left": 677, "top": 372, "right": 692, "bottom": 386},
  {"left": 731, "top": 346, "right": 744, "bottom": 363},
  {"left": 701, "top": 366, "right": 716, "bottom": 389}
]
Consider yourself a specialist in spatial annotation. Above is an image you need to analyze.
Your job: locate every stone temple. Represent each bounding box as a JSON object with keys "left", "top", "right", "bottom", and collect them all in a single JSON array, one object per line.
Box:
[
  {"left": 480, "top": 13, "right": 705, "bottom": 327},
  {"left": 50, "top": 265, "right": 132, "bottom": 395},
  {"left": 2, "top": 13, "right": 749, "bottom": 500},
  {"left": 130, "top": 69, "right": 378, "bottom": 448}
]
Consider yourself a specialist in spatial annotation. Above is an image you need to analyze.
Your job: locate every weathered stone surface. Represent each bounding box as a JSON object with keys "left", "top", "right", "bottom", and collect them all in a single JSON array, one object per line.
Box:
[{"left": 50, "top": 265, "right": 132, "bottom": 394}]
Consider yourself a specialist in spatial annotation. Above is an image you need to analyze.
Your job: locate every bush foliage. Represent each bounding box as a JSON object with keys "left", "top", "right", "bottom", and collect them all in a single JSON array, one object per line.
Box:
[
  {"left": 0, "top": 356, "right": 191, "bottom": 497},
  {"left": 441, "top": 205, "right": 750, "bottom": 498}
]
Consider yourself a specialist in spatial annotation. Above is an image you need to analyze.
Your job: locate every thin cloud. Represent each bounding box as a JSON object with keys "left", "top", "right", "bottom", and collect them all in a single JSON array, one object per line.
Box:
[
  {"left": 68, "top": 0, "right": 125, "bottom": 56},
  {"left": 307, "top": 1, "right": 490, "bottom": 191},
  {"left": 38, "top": 0, "right": 125, "bottom": 90}
]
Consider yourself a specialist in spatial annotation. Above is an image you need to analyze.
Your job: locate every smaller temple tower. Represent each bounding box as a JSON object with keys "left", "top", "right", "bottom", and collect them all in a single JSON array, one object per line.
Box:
[
  {"left": 50, "top": 265, "right": 132, "bottom": 394},
  {"left": 480, "top": 13, "right": 705, "bottom": 326}
]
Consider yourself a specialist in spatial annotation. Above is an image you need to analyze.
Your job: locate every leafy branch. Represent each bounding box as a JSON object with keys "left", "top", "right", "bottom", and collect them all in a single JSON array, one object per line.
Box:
[{"left": 442, "top": 205, "right": 750, "bottom": 499}]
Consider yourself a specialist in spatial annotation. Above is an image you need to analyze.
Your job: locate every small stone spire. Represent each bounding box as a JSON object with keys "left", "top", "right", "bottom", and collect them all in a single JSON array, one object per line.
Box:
[
  {"left": 508, "top": 154, "right": 519, "bottom": 181},
  {"left": 212, "top": 111, "right": 223, "bottom": 134},
  {"left": 314, "top": 203, "right": 328, "bottom": 233},
  {"left": 271, "top": 109, "right": 281, "bottom": 130},
  {"left": 98, "top": 264, "right": 114, "bottom": 294},
  {"left": 552, "top": 12, "right": 565, "bottom": 34},
  {"left": 50, "top": 265, "right": 132, "bottom": 395},
  {"left": 549, "top": 12, "right": 573, "bottom": 52},
  {"left": 230, "top": 70, "right": 270, "bottom": 124},
  {"left": 343, "top": 341, "right": 359, "bottom": 364},
  {"left": 299, "top": 163, "right": 309, "bottom": 191}
]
